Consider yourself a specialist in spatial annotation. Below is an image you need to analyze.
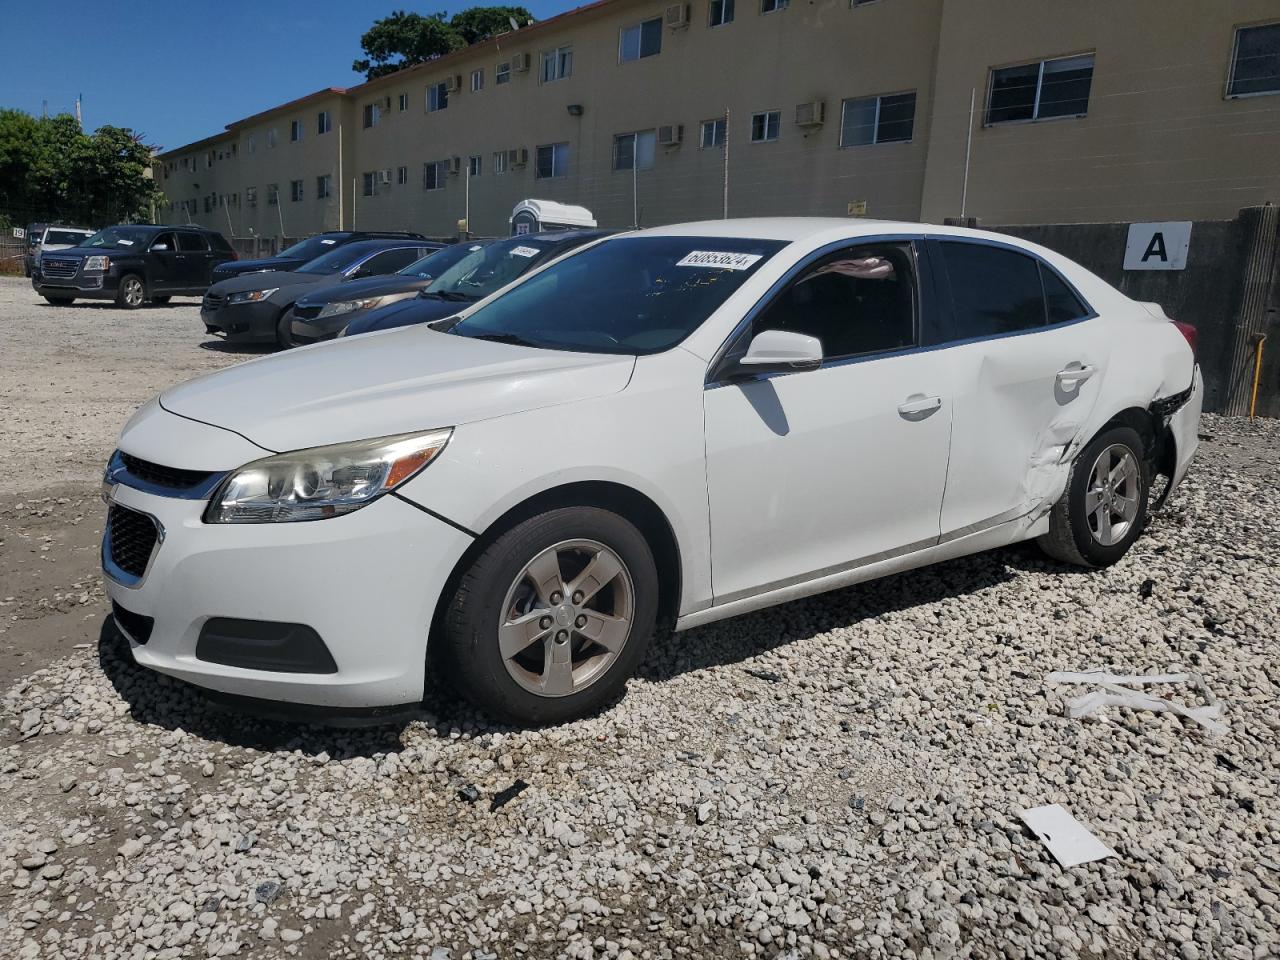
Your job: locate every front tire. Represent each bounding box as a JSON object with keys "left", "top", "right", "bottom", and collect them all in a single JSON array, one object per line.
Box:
[
  {"left": 115, "top": 274, "right": 146, "bottom": 309},
  {"left": 275, "top": 308, "right": 295, "bottom": 349},
  {"left": 1039, "top": 425, "right": 1150, "bottom": 568},
  {"left": 439, "top": 507, "right": 659, "bottom": 724}
]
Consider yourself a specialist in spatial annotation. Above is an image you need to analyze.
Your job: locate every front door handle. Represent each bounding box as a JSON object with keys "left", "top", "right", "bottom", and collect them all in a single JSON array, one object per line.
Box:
[
  {"left": 898, "top": 394, "right": 942, "bottom": 418},
  {"left": 1056, "top": 364, "right": 1096, "bottom": 386}
]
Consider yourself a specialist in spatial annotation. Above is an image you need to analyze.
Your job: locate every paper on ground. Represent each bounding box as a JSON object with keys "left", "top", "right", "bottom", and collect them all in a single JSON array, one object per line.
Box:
[
  {"left": 1019, "top": 804, "right": 1116, "bottom": 868},
  {"left": 1045, "top": 669, "right": 1228, "bottom": 736}
]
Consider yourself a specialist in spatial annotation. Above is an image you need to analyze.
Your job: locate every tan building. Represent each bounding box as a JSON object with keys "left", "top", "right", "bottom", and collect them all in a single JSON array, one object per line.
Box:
[{"left": 155, "top": 0, "right": 1280, "bottom": 245}]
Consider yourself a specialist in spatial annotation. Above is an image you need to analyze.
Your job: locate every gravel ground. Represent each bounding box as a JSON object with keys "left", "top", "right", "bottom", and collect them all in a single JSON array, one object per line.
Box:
[{"left": 2, "top": 275, "right": 1279, "bottom": 959}]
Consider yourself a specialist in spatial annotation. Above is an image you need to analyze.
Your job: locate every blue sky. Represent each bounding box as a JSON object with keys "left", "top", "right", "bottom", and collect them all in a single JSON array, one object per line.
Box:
[{"left": 0, "top": 0, "right": 582, "bottom": 152}]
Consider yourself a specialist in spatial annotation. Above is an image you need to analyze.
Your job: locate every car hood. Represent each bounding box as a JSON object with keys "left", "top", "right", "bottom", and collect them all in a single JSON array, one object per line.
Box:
[
  {"left": 218, "top": 257, "right": 306, "bottom": 275},
  {"left": 208, "top": 271, "right": 330, "bottom": 296},
  {"left": 344, "top": 296, "right": 463, "bottom": 336},
  {"left": 158, "top": 327, "right": 636, "bottom": 451},
  {"left": 296, "top": 274, "right": 428, "bottom": 306}
]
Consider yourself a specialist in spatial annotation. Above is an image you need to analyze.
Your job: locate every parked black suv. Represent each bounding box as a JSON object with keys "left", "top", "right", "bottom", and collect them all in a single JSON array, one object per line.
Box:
[
  {"left": 32, "top": 225, "right": 235, "bottom": 308},
  {"left": 211, "top": 231, "right": 429, "bottom": 284}
]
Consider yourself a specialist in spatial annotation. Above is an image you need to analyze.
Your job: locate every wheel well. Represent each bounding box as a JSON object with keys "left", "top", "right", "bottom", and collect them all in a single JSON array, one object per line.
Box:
[
  {"left": 1097, "top": 405, "right": 1175, "bottom": 481},
  {"left": 427, "top": 481, "right": 684, "bottom": 651}
]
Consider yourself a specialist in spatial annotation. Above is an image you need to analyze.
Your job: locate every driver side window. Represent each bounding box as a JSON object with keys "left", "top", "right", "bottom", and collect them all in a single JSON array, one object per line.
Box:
[
  {"left": 754, "top": 242, "right": 918, "bottom": 361},
  {"left": 151, "top": 232, "right": 177, "bottom": 252}
]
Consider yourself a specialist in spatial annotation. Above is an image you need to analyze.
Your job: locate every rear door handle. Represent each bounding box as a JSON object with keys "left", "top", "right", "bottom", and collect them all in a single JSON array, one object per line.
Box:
[
  {"left": 1056, "top": 364, "right": 1096, "bottom": 385},
  {"left": 898, "top": 394, "right": 943, "bottom": 418}
]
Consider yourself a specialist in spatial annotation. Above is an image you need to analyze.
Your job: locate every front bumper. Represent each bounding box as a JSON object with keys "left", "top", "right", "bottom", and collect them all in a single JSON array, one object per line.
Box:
[
  {"left": 102, "top": 481, "right": 473, "bottom": 708},
  {"left": 201, "top": 300, "right": 281, "bottom": 343},
  {"left": 33, "top": 272, "right": 120, "bottom": 301},
  {"left": 1165, "top": 364, "right": 1203, "bottom": 494},
  {"left": 290, "top": 308, "right": 357, "bottom": 345}
]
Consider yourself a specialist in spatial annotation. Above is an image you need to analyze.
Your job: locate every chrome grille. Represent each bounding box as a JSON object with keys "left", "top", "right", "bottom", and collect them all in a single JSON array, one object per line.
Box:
[
  {"left": 202, "top": 291, "right": 225, "bottom": 311},
  {"left": 41, "top": 257, "right": 79, "bottom": 279},
  {"left": 106, "top": 506, "right": 159, "bottom": 581}
]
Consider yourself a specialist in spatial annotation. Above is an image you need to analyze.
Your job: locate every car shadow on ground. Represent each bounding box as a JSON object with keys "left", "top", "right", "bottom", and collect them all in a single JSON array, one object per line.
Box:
[{"left": 198, "top": 339, "right": 276, "bottom": 355}]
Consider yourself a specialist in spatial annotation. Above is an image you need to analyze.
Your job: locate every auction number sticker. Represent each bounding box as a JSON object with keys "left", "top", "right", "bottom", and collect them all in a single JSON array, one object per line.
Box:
[
  {"left": 510, "top": 245, "right": 540, "bottom": 258},
  {"left": 676, "top": 250, "right": 762, "bottom": 270}
]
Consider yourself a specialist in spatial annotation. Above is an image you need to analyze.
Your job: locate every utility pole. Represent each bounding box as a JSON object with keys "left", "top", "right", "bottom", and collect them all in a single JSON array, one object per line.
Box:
[
  {"left": 464, "top": 162, "right": 471, "bottom": 238},
  {"left": 75, "top": 94, "right": 82, "bottom": 129},
  {"left": 722, "top": 109, "right": 729, "bottom": 219},
  {"left": 632, "top": 149, "right": 638, "bottom": 228},
  {"left": 960, "top": 87, "right": 975, "bottom": 221},
  {"left": 337, "top": 123, "right": 344, "bottom": 229}
]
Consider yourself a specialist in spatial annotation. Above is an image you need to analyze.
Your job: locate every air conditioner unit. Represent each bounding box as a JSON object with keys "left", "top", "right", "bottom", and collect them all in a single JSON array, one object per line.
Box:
[
  {"left": 795, "top": 100, "right": 826, "bottom": 128},
  {"left": 445, "top": 74, "right": 462, "bottom": 93},
  {"left": 447, "top": 156, "right": 462, "bottom": 176},
  {"left": 512, "top": 52, "right": 531, "bottom": 73},
  {"left": 657, "top": 124, "right": 684, "bottom": 146},
  {"left": 379, "top": 169, "right": 393, "bottom": 185},
  {"left": 665, "top": 3, "right": 689, "bottom": 28},
  {"left": 507, "top": 147, "right": 529, "bottom": 167}
]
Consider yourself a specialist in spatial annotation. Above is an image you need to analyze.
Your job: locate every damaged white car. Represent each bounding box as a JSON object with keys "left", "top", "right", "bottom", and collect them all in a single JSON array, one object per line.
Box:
[{"left": 102, "top": 219, "right": 1201, "bottom": 724}]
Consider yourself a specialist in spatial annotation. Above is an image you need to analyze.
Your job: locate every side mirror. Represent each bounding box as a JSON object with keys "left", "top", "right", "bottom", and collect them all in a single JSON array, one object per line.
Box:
[
  {"left": 151, "top": 243, "right": 170, "bottom": 251},
  {"left": 730, "top": 329, "right": 823, "bottom": 379}
]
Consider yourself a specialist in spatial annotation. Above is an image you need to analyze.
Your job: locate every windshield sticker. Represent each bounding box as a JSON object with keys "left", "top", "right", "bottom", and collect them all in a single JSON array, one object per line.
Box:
[
  {"left": 320, "top": 239, "right": 337, "bottom": 245},
  {"left": 116, "top": 239, "right": 135, "bottom": 246},
  {"left": 676, "top": 250, "right": 762, "bottom": 271},
  {"left": 509, "top": 245, "right": 540, "bottom": 258}
]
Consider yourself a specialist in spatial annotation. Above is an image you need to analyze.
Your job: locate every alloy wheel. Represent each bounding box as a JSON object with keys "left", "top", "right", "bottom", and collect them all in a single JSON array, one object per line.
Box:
[
  {"left": 123, "top": 277, "right": 144, "bottom": 307},
  {"left": 1085, "top": 443, "right": 1140, "bottom": 546},
  {"left": 498, "top": 539, "right": 635, "bottom": 698}
]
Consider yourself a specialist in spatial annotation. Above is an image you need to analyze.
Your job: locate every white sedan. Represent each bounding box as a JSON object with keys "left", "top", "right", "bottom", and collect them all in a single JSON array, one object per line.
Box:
[{"left": 101, "top": 219, "right": 1202, "bottom": 724}]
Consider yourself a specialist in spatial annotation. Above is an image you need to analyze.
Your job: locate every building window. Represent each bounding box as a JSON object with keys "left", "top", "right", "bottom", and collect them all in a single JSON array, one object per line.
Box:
[
  {"left": 613, "top": 131, "right": 656, "bottom": 171},
  {"left": 496, "top": 61, "right": 511, "bottom": 85},
  {"left": 427, "top": 82, "right": 449, "bottom": 112},
  {"left": 1228, "top": 23, "right": 1280, "bottom": 97},
  {"left": 398, "top": 92, "right": 409, "bottom": 111},
  {"left": 471, "top": 68, "right": 485, "bottom": 92},
  {"left": 840, "top": 91, "right": 916, "bottom": 146},
  {"left": 290, "top": 120, "right": 302, "bottom": 142},
  {"left": 700, "top": 118, "right": 727, "bottom": 148},
  {"left": 709, "top": 0, "right": 734, "bottom": 27},
  {"left": 363, "top": 103, "right": 380, "bottom": 128},
  {"left": 316, "top": 175, "right": 331, "bottom": 199},
  {"left": 267, "top": 183, "right": 279, "bottom": 205},
  {"left": 493, "top": 150, "right": 509, "bottom": 174},
  {"left": 761, "top": 0, "right": 788, "bottom": 12},
  {"left": 541, "top": 46, "right": 573, "bottom": 82},
  {"left": 317, "top": 110, "right": 332, "bottom": 135},
  {"left": 290, "top": 179, "right": 304, "bottom": 202},
  {"left": 987, "top": 53, "right": 1094, "bottom": 124},
  {"left": 246, "top": 186, "right": 258, "bottom": 205},
  {"left": 266, "top": 128, "right": 278, "bottom": 148},
  {"left": 619, "top": 18, "right": 662, "bottom": 62},
  {"left": 750, "top": 110, "right": 781, "bottom": 142},
  {"left": 423, "top": 160, "right": 448, "bottom": 191},
  {"left": 361, "top": 172, "right": 376, "bottom": 197},
  {"left": 247, "top": 134, "right": 256, "bottom": 154},
  {"left": 468, "top": 154, "right": 482, "bottom": 176},
  {"left": 536, "top": 142, "right": 569, "bottom": 178}
]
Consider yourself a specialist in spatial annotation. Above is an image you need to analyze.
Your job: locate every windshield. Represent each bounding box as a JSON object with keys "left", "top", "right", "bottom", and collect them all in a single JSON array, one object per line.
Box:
[
  {"left": 278, "top": 234, "right": 350, "bottom": 260},
  {"left": 296, "top": 244, "right": 370, "bottom": 276},
  {"left": 44, "top": 230, "right": 91, "bottom": 246},
  {"left": 398, "top": 242, "right": 487, "bottom": 280},
  {"left": 82, "top": 226, "right": 155, "bottom": 250},
  {"left": 450, "top": 235, "right": 787, "bottom": 355},
  {"left": 422, "top": 236, "right": 558, "bottom": 302}
]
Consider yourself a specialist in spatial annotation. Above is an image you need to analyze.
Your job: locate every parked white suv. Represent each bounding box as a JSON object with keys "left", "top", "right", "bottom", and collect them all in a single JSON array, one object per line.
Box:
[{"left": 101, "top": 219, "right": 1201, "bottom": 724}]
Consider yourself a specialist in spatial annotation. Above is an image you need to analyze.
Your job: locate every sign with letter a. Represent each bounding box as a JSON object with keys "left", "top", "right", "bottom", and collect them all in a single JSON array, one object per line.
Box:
[{"left": 1124, "top": 222, "right": 1191, "bottom": 271}]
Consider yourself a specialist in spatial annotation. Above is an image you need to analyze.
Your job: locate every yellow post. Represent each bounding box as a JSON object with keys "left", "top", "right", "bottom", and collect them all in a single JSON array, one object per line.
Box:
[{"left": 1249, "top": 333, "right": 1266, "bottom": 419}]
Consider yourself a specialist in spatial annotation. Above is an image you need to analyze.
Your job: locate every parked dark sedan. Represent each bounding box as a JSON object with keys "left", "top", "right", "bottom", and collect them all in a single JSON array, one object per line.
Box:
[
  {"left": 32, "top": 224, "right": 234, "bottom": 308},
  {"left": 287, "top": 240, "right": 494, "bottom": 346},
  {"left": 210, "top": 230, "right": 429, "bottom": 285},
  {"left": 339, "top": 231, "right": 612, "bottom": 340},
  {"left": 201, "top": 239, "right": 440, "bottom": 347}
]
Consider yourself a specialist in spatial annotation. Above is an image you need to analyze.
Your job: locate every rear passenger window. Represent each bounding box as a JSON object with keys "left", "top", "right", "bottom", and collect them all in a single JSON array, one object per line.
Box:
[
  {"left": 755, "top": 243, "right": 917, "bottom": 360},
  {"left": 1040, "top": 263, "right": 1090, "bottom": 324},
  {"left": 357, "top": 248, "right": 421, "bottom": 275},
  {"left": 177, "top": 232, "right": 209, "bottom": 252},
  {"left": 937, "top": 241, "right": 1045, "bottom": 340}
]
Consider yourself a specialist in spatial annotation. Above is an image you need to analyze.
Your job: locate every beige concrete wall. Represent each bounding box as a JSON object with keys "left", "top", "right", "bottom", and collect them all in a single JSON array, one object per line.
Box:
[{"left": 919, "top": 0, "right": 1280, "bottom": 224}]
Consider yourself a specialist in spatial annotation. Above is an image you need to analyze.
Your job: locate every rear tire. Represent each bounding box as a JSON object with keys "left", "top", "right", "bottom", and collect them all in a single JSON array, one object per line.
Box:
[
  {"left": 115, "top": 274, "right": 146, "bottom": 309},
  {"left": 438, "top": 507, "right": 659, "bottom": 725},
  {"left": 1039, "top": 425, "right": 1150, "bottom": 568},
  {"left": 275, "top": 309, "right": 295, "bottom": 349},
  {"left": 43, "top": 295, "right": 74, "bottom": 305}
]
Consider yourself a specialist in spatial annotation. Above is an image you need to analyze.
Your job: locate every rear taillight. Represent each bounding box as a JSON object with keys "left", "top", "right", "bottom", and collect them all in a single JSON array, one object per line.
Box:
[{"left": 1172, "top": 321, "right": 1198, "bottom": 356}]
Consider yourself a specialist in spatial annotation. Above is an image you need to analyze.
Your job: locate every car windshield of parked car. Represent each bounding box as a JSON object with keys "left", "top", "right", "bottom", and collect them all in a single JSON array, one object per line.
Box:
[
  {"left": 422, "top": 237, "right": 558, "bottom": 302},
  {"left": 295, "top": 245, "right": 370, "bottom": 276},
  {"left": 45, "top": 230, "right": 90, "bottom": 246},
  {"left": 82, "top": 226, "right": 155, "bottom": 250},
  {"left": 449, "top": 236, "right": 787, "bottom": 354},
  {"left": 398, "top": 243, "right": 487, "bottom": 280},
  {"left": 278, "top": 234, "right": 350, "bottom": 261}
]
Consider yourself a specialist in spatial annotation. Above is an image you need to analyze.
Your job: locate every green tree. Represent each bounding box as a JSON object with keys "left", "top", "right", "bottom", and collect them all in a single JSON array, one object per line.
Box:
[
  {"left": 353, "top": 6, "right": 537, "bottom": 80},
  {"left": 450, "top": 5, "right": 534, "bottom": 44},
  {"left": 0, "top": 109, "right": 41, "bottom": 222}
]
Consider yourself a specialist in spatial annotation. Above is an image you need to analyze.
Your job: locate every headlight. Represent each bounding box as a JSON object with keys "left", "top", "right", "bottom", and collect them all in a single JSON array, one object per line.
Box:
[
  {"left": 84, "top": 255, "right": 109, "bottom": 272},
  {"left": 227, "top": 288, "right": 279, "bottom": 304},
  {"left": 317, "top": 298, "right": 370, "bottom": 319},
  {"left": 205, "top": 429, "right": 452, "bottom": 523}
]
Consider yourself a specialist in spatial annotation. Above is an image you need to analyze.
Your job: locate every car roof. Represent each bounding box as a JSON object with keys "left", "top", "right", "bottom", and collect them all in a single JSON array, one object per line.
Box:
[
  {"left": 522, "top": 229, "right": 615, "bottom": 244},
  {"left": 335, "top": 238, "right": 433, "bottom": 255}
]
